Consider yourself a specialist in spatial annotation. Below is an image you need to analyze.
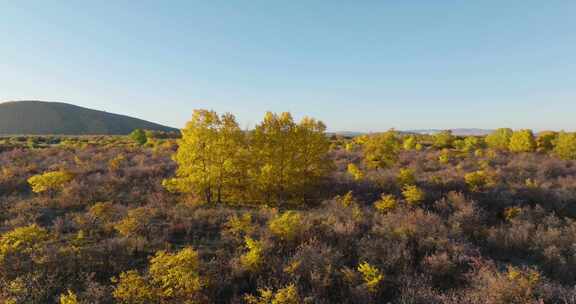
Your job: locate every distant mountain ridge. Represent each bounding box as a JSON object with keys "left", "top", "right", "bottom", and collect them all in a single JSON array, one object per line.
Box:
[
  {"left": 406, "top": 128, "right": 494, "bottom": 136},
  {"left": 0, "top": 100, "right": 178, "bottom": 135},
  {"left": 332, "top": 128, "right": 493, "bottom": 137}
]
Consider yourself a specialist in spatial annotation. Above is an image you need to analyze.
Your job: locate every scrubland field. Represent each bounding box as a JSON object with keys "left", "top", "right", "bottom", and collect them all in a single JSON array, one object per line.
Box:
[{"left": 2, "top": 111, "right": 576, "bottom": 303}]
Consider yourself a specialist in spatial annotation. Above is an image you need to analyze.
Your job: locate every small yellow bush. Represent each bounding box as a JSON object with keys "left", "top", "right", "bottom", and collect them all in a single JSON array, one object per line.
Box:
[
  {"left": 59, "top": 290, "right": 79, "bottom": 304},
  {"left": 464, "top": 170, "right": 495, "bottom": 192},
  {"left": 337, "top": 191, "right": 356, "bottom": 208},
  {"left": 240, "top": 237, "right": 264, "bottom": 272},
  {"left": 397, "top": 168, "right": 416, "bottom": 186},
  {"left": 112, "top": 270, "right": 155, "bottom": 304},
  {"left": 347, "top": 163, "right": 364, "bottom": 181},
  {"left": 374, "top": 194, "right": 397, "bottom": 213},
  {"left": 27, "top": 170, "right": 73, "bottom": 193},
  {"left": 245, "top": 283, "right": 300, "bottom": 304},
  {"left": 357, "top": 262, "right": 384, "bottom": 293},
  {"left": 225, "top": 213, "right": 254, "bottom": 237},
  {"left": 149, "top": 247, "right": 203, "bottom": 299},
  {"left": 402, "top": 185, "right": 425, "bottom": 206},
  {"left": 268, "top": 211, "right": 303, "bottom": 241},
  {"left": 504, "top": 207, "right": 521, "bottom": 221}
]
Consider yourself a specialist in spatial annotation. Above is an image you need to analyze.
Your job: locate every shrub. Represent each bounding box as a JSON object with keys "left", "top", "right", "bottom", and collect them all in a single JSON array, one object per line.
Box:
[
  {"left": 59, "top": 290, "right": 79, "bottom": 304},
  {"left": 374, "top": 194, "right": 398, "bottom": 213},
  {"left": 486, "top": 128, "right": 513, "bottom": 150},
  {"left": 0, "top": 224, "right": 50, "bottom": 262},
  {"left": 554, "top": 132, "right": 576, "bottom": 160},
  {"left": 347, "top": 163, "right": 364, "bottom": 181},
  {"left": 245, "top": 283, "right": 300, "bottom": 304},
  {"left": 509, "top": 129, "right": 536, "bottom": 152},
  {"left": 225, "top": 213, "right": 254, "bottom": 237},
  {"left": 433, "top": 130, "right": 454, "bottom": 149},
  {"left": 240, "top": 237, "right": 264, "bottom": 272},
  {"left": 397, "top": 168, "right": 416, "bottom": 186},
  {"left": 129, "top": 129, "right": 148, "bottom": 146},
  {"left": 149, "top": 247, "right": 203, "bottom": 300},
  {"left": 112, "top": 270, "right": 155, "bottom": 304},
  {"left": 357, "top": 261, "right": 384, "bottom": 293},
  {"left": 438, "top": 149, "right": 451, "bottom": 164},
  {"left": 27, "top": 170, "right": 73, "bottom": 193},
  {"left": 337, "top": 191, "right": 356, "bottom": 208},
  {"left": 362, "top": 130, "right": 401, "bottom": 169},
  {"left": 504, "top": 207, "right": 521, "bottom": 221},
  {"left": 268, "top": 211, "right": 303, "bottom": 241},
  {"left": 403, "top": 135, "right": 418, "bottom": 150},
  {"left": 464, "top": 170, "right": 495, "bottom": 192},
  {"left": 402, "top": 185, "right": 425, "bottom": 206}
]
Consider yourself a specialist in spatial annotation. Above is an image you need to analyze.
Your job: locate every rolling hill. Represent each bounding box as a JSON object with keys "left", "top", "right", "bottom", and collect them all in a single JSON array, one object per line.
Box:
[{"left": 0, "top": 100, "right": 178, "bottom": 135}]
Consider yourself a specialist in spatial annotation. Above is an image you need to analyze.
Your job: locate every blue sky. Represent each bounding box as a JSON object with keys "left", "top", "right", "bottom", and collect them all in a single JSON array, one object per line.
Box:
[{"left": 1, "top": 1, "right": 575, "bottom": 131}]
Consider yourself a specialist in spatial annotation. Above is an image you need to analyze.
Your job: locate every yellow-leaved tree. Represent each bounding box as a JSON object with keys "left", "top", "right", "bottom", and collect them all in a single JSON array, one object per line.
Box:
[
  {"left": 250, "top": 112, "right": 331, "bottom": 205},
  {"left": 554, "top": 132, "right": 576, "bottom": 160},
  {"left": 509, "top": 129, "right": 536, "bottom": 153},
  {"left": 163, "top": 110, "right": 246, "bottom": 204},
  {"left": 485, "top": 128, "right": 513, "bottom": 150},
  {"left": 362, "top": 130, "right": 401, "bottom": 170}
]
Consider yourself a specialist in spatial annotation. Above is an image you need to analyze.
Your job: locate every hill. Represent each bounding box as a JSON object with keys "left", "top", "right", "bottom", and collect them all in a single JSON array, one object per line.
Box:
[{"left": 0, "top": 100, "right": 178, "bottom": 135}]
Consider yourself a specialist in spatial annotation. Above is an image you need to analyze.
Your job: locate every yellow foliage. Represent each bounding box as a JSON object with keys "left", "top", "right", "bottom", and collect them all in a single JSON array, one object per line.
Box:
[
  {"left": 114, "top": 208, "right": 152, "bottom": 237},
  {"left": 241, "top": 237, "right": 264, "bottom": 272},
  {"left": 251, "top": 113, "right": 331, "bottom": 204},
  {"left": 0, "top": 224, "right": 50, "bottom": 262},
  {"left": 347, "top": 163, "right": 364, "bottom": 181},
  {"left": 112, "top": 270, "right": 155, "bottom": 304},
  {"left": 397, "top": 168, "right": 415, "bottom": 186},
  {"left": 464, "top": 170, "right": 495, "bottom": 192},
  {"left": 149, "top": 247, "right": 203, "bottom": 299},
  {"left": 167, "top": 109, "right": 246, "bottom": 204},
  {"left": 225, "top": 213, "right": 255, "bottom": 237},
  {"left": 268, "top": 211, "right": 303, "bottom": 241},
  {"left": 402, "top": 185, "right": 425, "bottom": 206},
  {"left": 438, "top": 149, "right": 451, "bottom": 164},
  {"left": 403, "top": 135, "right": 418, "bottom": 151},
  {"left": 362, "top": 130, "right": 401, "bottom": 169},
  {"left": 504, "top": 207, "right": 521, "bottom": 221},
  {"left": 509, "top": 129, "right": 536, "bottom": 153},
  {"left": 88, "top": 202, "right": 116, "bottom": 221},
  {"left": 337, "top": 191, "right": 356, "bottom": 208},
  {"left": 108, "top": 154, "right": 126, "bottom": 171},
  {"left": 433, "top": 130, "right": 454, "bottom": 149},
  {"left": 27, "top": 170, "right": 73, "bottom": 193},
  {"left": 245, "top": 283, "right": 300, "bottom": 304},
  {"left": 374, "top": 194, "right": 397, "bottom": 213},
  {"left": 59, "top": 290, "right": 79, "bottom": 304},
  {"left": 357, "top": 262, "right": 384, "bottom": 293},
  {"left": 486, "top": 128, "right": 513, "bottom": 150},
  {"left": 554, "top": 132, "right": 576, "bottom": 160}
]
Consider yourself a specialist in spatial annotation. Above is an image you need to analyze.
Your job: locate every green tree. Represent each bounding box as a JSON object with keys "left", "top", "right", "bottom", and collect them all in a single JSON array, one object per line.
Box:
[
  {"left": 536, "top": 131, "right": 558, "bottom": 152},
  {"left": 485, "top": 128, "right": 513, "bottom": 150},
  {"left": 129, "top": 129, "right": 148, "bottom": 145},
  {"left": 509, "top": 129, "right": 536, "bottom": 152},
  {"left": 362, "top": 130, "right": 401, "bottom": 169},
  {"left": 554, "top": 132, "right": 576, "bottom": 160}
]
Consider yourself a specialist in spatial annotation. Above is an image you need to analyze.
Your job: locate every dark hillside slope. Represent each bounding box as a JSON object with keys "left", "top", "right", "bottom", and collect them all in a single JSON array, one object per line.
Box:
[{"left": 0, "top": 100, "right": 178, "bottom": 135}]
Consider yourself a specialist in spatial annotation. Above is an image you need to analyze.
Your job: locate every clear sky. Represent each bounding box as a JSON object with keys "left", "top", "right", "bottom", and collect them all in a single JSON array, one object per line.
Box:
[{"left": 1, "top": 1, "right": 575, "bottom": 132}]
